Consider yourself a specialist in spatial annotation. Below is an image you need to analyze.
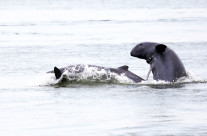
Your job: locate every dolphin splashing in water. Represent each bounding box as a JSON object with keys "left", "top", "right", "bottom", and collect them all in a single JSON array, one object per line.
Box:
[{"left": 47, "top": 64, "right": 144, "bottom": 84}]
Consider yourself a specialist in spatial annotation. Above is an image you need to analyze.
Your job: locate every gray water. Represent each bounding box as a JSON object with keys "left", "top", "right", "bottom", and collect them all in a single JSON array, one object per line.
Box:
[{"left": 0, "top": 0, "right": 207, "bottom": 136}]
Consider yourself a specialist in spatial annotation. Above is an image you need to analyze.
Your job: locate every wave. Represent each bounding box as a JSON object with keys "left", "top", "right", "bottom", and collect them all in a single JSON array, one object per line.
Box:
[{"left": 88, "top": 17, "right": 207, "bottom": 23}]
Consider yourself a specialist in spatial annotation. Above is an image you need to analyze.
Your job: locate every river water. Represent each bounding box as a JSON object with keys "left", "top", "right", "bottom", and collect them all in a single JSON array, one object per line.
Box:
[{"left": 0, "top": 0, "right": 207, "bottom": 136}]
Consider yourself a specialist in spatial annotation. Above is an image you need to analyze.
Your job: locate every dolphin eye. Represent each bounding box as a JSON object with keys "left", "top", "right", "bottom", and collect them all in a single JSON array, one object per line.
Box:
[
  {"left": 139, "top": 43, "right": 144, "bottom": 47},
  {"left": 139, "top": 43, "right": 144, "bottom": 48}
]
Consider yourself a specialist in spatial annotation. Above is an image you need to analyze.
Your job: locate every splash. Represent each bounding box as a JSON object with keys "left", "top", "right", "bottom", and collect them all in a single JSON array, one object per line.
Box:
[
  {"left": 39, "top": 65, "right": 135, "bottom": 86},
  {"left": 137, "top": 71, "right": 207, "bottom": 89},
  {"left": 177, "top": 71, "right": 206, "bottom": 83},
  {"left": 38, "top": 68, "right": 206, "bottom": 87}
]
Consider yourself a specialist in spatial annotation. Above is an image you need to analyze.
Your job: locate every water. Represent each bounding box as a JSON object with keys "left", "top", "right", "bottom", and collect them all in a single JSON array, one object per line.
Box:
[{"left": 0, "top": 0, "right": 207, "bottom": 135}]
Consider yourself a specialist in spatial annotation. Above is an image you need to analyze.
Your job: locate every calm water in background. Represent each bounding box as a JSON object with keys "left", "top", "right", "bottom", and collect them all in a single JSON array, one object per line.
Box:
[{"left": 0, "top": 0, "right": 207, "bottom": 135}]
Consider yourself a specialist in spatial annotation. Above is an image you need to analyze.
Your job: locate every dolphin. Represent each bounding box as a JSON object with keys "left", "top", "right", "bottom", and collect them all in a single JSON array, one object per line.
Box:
[
  {"left": 131, "top": 42, "right": 187, "bottom": 82},
  {"left": 47, "top": 64, "right": 144, "bottom": 83}
]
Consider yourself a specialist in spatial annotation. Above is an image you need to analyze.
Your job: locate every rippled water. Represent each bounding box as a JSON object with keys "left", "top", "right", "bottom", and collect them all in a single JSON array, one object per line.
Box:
[{"left": 0, "top": 0, "right": 207, "bottom": 136}]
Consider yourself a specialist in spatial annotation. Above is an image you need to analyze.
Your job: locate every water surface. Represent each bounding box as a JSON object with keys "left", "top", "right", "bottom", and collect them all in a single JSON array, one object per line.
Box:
[{"left": 0, "top": 0, "right": 207, "bottom": 136}]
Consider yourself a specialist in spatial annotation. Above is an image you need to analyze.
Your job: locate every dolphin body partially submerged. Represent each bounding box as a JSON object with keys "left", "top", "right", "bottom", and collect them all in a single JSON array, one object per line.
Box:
[{"left": 47, "top": 64, "right": 144, "bottom": 83}]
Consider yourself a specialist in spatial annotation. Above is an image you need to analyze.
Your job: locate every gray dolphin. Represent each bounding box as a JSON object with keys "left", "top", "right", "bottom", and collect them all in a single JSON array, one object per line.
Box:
[
  {"left": 47, "top": 64, "right": 144, "bottom": 83},
  {"left": 130, "top": 42, "right": 187, "bottom": 82}
]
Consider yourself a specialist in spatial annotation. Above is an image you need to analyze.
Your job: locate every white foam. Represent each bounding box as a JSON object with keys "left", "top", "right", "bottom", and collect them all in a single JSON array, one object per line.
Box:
[
  {"left": 177, "top": 71, "right": 205, "bottom": 83},
  {"left": 36, "top": 65, "right": 136, "bottom": 86},
  {"left": 61, "top": 64, "right": 135, "bottom": 84},
  {"left": 36, "top": 67, "right": 206, "bottom": 87},
  {"left": 31, "top": 73, "right": 56, "bottom": 86},
  {"left": 138, "top": 71, "right": 206, "bottom": 86}
]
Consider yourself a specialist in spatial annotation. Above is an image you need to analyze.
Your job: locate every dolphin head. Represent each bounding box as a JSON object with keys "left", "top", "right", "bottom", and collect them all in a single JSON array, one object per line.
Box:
[{"left": 130, "top": 42, "right": 166, "bottom": 61}]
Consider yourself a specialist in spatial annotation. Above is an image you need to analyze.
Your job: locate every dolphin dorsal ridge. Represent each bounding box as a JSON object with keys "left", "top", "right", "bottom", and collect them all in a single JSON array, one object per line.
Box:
[{"left": 118, "top": 65, "right": 129, "bottom": 71}]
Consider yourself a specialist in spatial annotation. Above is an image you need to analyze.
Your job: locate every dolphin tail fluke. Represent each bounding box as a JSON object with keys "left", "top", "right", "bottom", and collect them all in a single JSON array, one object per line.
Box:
[{"left": 54, "top": 67, "right": 62, "bottom": 79}]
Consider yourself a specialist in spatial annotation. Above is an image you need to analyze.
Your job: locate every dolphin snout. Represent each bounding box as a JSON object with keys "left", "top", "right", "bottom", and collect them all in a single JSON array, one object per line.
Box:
[
  {"left": 130, "top": 51, "right": 134, "bottom": 57},
  {"left": 130, "top": 48, "right": 136, "bottom": 57}
]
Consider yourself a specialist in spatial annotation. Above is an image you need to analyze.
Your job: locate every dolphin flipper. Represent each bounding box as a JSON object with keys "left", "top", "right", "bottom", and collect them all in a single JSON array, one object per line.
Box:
[
  {"left": 54, "top": 67, "right": 62, "bottom": 79},
  {"left": 146, "top": 65, "right": 152, "bottom": 80}
]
